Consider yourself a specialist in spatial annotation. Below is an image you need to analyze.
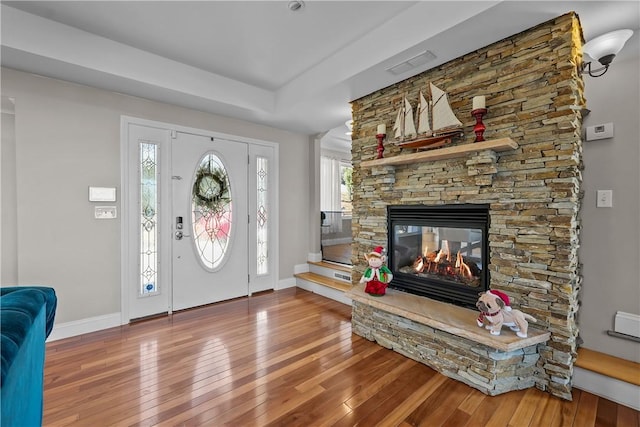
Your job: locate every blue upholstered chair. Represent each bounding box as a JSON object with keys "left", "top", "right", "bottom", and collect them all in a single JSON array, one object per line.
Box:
[{"left": 1, "top": 286, "right": 57, "bottom": 427}]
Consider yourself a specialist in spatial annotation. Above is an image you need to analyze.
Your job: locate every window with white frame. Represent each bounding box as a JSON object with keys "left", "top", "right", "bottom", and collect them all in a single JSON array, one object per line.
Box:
[{"left": 320, "top": 156, "right": 352, "bottom": 233}]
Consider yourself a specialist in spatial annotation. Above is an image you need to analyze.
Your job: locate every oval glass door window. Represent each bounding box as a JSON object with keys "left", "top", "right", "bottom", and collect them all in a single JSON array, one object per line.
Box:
[{"left": 191, "top": 153, "right": 232, "bottom": 270}]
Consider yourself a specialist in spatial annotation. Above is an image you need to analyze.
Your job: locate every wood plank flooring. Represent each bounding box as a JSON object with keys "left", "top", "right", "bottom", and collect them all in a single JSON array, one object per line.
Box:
[{"left": 43, "top": 288, "right": 639, "bottom": 426}]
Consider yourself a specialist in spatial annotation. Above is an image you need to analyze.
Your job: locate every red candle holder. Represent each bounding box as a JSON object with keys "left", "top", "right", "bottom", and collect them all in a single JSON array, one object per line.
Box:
[
  {"left": 471, "top": 108, "right": 487, "bottom": 142},
  {"left": 376, "top": 133, "right": 386, "bottom": 159}
]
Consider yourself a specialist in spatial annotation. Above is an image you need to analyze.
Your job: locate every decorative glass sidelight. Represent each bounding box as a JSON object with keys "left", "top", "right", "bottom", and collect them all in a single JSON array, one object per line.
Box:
[
  {"left": 191, "top": 153, "right": 232, "bottom": 270},
  {"left": 140, "top": 143, "right": 158, "bottom": 295},
  {"left": 256, "top": 157, "right": 268, "bottom": 275}
]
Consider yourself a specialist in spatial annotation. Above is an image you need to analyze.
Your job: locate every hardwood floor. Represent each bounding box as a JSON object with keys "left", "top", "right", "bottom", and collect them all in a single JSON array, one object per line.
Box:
[{"left": 44, "top": 288, "right": 639, "bottom": 426}]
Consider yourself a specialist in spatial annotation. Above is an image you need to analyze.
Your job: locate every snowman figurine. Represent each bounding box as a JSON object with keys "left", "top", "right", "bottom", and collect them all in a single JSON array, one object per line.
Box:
[{"left": 360, "top": 246, "right": 393, "bottom": 296}]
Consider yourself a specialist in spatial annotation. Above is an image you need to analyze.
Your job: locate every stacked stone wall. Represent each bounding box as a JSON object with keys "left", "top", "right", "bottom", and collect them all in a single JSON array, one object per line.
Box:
[
  {"left": 350, "top": 13, "right": 585, "bottom": 399},
  {"left": 352, "top": 301, "right": 542, "bottom": 396}
]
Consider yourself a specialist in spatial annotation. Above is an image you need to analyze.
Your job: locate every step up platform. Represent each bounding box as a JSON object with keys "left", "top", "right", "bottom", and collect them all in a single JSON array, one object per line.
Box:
[
  {"left": 295, "top": 272, "right": 351, "bottom": 292},
  {"left": 574, "top": 347, "right": 640, "bottom": 411},
  {"left": 308, "top": 261, "right": 351, "bottom": 282},
  {"left": 295, "top": 262, "right": 352, "bottom": 306},
  {"left": 575, "top": 348, "right": 640, "bottom": 386}
]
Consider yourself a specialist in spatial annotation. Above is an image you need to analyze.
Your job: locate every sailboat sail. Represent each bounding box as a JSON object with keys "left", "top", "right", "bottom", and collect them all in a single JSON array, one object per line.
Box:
[
  {"left": 403, "top": 97, "right": 417, "bottom": 138},
  {"left": 416, "top": 91, "right": 431, "bottom": 135},
  {"left": 430, "top": 83, "right": 462, "bottom": 132},
  {"left": 393, "top": 104, "right": 404, "bottom": 139}
]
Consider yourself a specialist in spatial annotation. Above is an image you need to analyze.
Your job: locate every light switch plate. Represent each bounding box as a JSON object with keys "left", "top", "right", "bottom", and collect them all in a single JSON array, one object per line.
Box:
[
  {"left": 596, "top": 190, "right": 612, "bottom": 208},
  {"left": 95, "top": 206, "right": 117, "bottom": 219}
]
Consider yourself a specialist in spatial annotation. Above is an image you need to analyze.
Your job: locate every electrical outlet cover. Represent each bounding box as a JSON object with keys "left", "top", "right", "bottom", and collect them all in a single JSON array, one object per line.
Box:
[
  {"left": 95, "top": 206, "right": 117, "bottom": 219},
  {"left": 596, "top": 190, "right": 613, "bottom": 208}
]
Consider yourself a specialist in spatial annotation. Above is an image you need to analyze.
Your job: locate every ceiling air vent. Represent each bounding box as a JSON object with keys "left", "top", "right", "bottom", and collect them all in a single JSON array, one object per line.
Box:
[{"left": 386, "top": 50, "right": 436, "bottom": 75}]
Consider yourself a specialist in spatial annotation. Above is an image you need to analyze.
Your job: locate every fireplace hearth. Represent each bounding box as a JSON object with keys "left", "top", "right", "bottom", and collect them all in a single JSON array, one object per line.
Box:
[{"left": 387, "top": 204, "right": 489, "bottom": 309}]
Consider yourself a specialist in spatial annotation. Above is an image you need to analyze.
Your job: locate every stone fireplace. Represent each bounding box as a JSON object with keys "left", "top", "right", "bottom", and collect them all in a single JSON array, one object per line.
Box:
[{"left": 349, "top": 13, "right": 584, "bottom": 400}]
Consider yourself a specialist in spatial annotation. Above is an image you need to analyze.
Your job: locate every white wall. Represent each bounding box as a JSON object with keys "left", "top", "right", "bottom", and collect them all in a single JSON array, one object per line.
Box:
[
  {"left": 1, "top": 67, "right": 310, "bottom": 324},
  {"left": 1, "top": 101, "right": 18, "bottom": 284},
  {"left": 580, "top": 57, "right": 640, "bottom": 362},
  {"left": 308, "top": 136, "right": 322, "bottom": 259}
]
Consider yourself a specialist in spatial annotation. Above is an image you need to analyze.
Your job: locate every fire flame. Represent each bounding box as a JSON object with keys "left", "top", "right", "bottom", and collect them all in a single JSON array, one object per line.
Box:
[
  {"left": 434, "top": 241, "right": 450, "bottom": 263},
  {"left": 455, "top": 251, "right": 473, "bottom": 278},
  {"left": 413, "top": 257, "right": 423, "bottom": 272},
  {"left": 409, "top": 241, "right": 477, "bottom": 285}
]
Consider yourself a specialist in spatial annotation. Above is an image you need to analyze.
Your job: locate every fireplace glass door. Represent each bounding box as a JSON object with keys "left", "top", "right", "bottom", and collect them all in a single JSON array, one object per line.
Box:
[
  {"left": 393, "top": 225, "right": 482, "bottom": 286},
  {"left": 387, "top": 205, "right": 489, "bottom": 309}
]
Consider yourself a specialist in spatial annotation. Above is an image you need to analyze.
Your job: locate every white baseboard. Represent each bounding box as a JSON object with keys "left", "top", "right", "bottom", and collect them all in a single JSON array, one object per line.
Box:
[
  {"left": 574, "top": 366, "right": 640, "bottom": 411},
  {"left": 308, "top": 252, "right": 322, "bottom": 263},
  {"left": 294, "top": 263, "right": 310, "bottom": 274},
  {"left": 277, "top": 277, "right": 297, "bottom": 290},
  {"left": 47, "top": 312, "right": 122, "bottom": 342}
]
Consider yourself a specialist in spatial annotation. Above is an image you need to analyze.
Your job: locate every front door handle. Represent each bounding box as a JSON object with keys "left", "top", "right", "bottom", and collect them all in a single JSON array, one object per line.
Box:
[{"left": 175, "top": 231, "right": 190, "bottom": 240}]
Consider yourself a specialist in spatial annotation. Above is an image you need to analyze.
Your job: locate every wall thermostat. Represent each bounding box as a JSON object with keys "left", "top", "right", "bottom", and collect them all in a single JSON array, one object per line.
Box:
[
  {"left": 89, "top": 186, "right": 117, "bottom": 202},
  {"left": 585, "top": 122, "right": 614, "bottom": 141}
]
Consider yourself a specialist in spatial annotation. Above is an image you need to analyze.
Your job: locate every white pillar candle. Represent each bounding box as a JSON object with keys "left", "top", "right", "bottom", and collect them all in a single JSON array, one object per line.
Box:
[
  {"left": 472, "top": 96, "right": 486, "bottom": 110},
  {"left": 377, "top": 124, "right": 386, "bottom": 135}
]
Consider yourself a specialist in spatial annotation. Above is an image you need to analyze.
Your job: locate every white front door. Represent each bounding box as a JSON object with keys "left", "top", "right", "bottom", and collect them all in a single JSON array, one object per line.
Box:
[
  {"left": 122, "top": 118, "right": 277, "bottom": 322},
  {"left": 171, "top": 132, "right": 249, "bottom": 311}
]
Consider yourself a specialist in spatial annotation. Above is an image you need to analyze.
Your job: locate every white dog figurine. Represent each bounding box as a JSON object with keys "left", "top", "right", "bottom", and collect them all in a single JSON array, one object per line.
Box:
[{"left": 476, "top": 290, "right": 536, "bottom": 338}]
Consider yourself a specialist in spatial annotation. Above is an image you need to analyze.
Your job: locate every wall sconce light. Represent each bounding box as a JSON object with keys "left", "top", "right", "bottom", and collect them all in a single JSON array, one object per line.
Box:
[
  {"left": 581, "top": 29, "right": 634, "bottom": 77},
  {"left": 345, "top": 119, "right": 353, "bottom": 136}
]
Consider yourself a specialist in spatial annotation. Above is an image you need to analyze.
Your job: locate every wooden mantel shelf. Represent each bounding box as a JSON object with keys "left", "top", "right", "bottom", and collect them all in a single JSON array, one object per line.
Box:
[{"left": 361, "top": 137, "right": 518, "bottom": 168}]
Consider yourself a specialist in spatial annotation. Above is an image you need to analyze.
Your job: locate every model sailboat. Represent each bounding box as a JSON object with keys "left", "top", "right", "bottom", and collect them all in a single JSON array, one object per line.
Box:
[{"left": 394, "top": 83, "right": 463, "bottom": 150}]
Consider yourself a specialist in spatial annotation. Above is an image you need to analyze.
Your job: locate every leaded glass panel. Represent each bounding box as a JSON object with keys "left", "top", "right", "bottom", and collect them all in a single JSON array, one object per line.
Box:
[
  {"left": 192, "top": 153, "right": 232, "bottom": 270},
  {"left": 140, "top": 142, "right": 158, "bottom": 295},
  {"left": 256, "top": 157, "right": 268, "bottom": 275}
]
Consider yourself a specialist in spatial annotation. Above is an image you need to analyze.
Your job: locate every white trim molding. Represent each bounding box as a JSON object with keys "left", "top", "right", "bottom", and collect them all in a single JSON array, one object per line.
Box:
[
  {"left": 277, "top": 277, "right": 297, "bottom": 290},
  {"left": 574, "top": 367, "right": 640, "bottom": 411},
  {"left": 46, "top": 312, "right": 122, "bottom": 342},
  {"left": 308, "top": 252, "right": 322, "bottom": 263},
  {"left": 294, "top": 263, "right": 310, "bottom": 275}
]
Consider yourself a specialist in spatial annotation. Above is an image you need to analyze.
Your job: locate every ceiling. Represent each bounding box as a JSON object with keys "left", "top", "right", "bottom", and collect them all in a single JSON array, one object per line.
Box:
[{"left": 2, "top": 1, "right": 638, "bottom": 146}]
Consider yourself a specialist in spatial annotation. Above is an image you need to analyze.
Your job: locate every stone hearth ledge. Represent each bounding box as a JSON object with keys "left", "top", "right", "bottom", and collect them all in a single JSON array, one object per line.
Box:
[{"left": 347, "top": 284, "right": 550, "bottom": 352}]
